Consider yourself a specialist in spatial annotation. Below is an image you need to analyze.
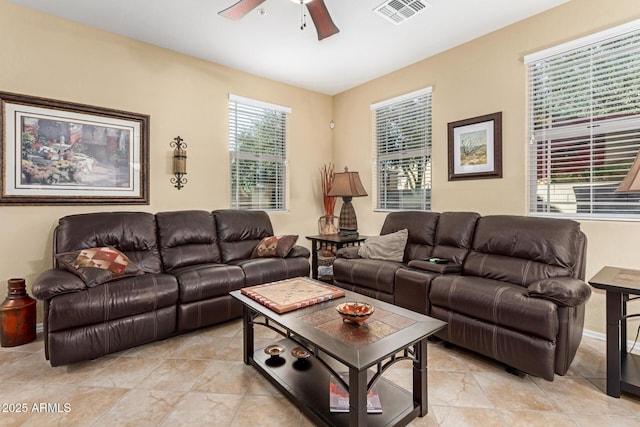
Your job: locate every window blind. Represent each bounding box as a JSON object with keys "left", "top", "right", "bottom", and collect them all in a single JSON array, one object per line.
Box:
[
  {"left": 228, "top": 95, "right": 288, "bottom": 210},
  {"left": 526, "top": 22, "right": 640, "bottom": 219},
  {"left": 372, "top": 87, "right": 432, "bottom": 211}
]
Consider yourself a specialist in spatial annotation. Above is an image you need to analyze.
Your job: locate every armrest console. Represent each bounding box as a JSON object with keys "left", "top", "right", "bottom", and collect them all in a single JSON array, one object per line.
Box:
[{"left": 408, "top": 260, "right": 462, "bottom": 274}]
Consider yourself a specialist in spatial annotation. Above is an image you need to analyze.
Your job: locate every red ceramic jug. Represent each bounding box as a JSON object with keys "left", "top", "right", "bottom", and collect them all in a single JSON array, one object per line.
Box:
[{"left": 0, "top": 278, "right": 37, "bottom": 347}]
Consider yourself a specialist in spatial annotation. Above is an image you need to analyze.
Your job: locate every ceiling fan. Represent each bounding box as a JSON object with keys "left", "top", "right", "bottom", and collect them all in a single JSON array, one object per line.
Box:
[{"left": 219, "top": 0, "right": 340, "bottom": 41}]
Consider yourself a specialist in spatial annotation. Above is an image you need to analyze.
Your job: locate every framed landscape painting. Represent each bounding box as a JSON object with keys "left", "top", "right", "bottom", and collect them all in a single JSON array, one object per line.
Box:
[
  {"left": 447, "top": 112, "right": 502, "bottom": 181},
  {"left": 0, "top": 92, "right": 149, "bottom": 205}
]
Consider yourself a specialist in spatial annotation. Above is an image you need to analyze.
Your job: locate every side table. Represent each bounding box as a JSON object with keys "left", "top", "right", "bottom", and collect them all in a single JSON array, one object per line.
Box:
[
  {"left": 588, "top": 266, "right": 640, "bottom": 398},
  {"left": 305, "top": 234, "right": 368, "bottom": 282}
]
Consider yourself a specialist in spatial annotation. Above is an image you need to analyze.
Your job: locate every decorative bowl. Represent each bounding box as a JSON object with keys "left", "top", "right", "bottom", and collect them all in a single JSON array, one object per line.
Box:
[
  {"left": 336, "top": 302, "right": 375, "bottom": 324},
  {"left": 264, "top": 344, "right": 285, "bottom": 357}
]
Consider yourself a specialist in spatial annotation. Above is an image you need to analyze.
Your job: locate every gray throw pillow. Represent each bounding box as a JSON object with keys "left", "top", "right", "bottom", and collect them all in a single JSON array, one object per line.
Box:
[{"left": 358, "top": 229, "right": 408, "bottom": 262}]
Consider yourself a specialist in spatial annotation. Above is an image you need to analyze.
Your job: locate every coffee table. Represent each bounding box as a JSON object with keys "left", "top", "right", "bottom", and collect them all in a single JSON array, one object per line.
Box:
[{"left": 230, "top": 281, "right": 446, "bottom": 426}]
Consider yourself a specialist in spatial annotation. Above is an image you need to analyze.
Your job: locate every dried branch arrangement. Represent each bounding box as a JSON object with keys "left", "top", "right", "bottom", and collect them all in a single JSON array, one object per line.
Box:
[{"left": 320, "top": 163, "right": 336, "bottom": 216}]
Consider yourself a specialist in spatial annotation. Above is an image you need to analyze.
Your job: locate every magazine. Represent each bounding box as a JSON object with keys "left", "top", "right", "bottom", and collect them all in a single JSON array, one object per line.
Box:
[{"left": 329, "top": 373, "right": 382, "bottom": 413}]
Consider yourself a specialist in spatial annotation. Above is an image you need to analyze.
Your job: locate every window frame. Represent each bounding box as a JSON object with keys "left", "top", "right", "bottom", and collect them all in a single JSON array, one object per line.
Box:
[
  {"left": 525, "top": 20, "right": 640, "bottom": 221},
  {"left": 228, "top": 94, "right": 290, "bottom": 211},
  {"left": 371, "top": 87, "right": 433, "bottom": 212}
]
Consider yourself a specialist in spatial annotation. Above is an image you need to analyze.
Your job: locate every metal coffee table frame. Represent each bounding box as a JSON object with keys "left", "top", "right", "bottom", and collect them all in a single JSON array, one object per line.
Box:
[{"left": 231, "top": 287, "right": 446, "bottom": 426}]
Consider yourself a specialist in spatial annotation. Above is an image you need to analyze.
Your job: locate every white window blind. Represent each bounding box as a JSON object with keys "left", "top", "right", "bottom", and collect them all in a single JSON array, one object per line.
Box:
[
  {"left": 228, "top": 95, "right": 289, "bottom": 210},
  {"left": 526, "top": 22, "right": 640, "bottom": 219},
  {"left": 372, "top": 87, "right": 432, "bottom": 211}
]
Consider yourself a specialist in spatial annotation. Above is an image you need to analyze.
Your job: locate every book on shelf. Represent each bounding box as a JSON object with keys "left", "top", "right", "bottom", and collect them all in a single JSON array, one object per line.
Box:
[{"left": 329, "top": 374, "right": 382, "bottom": 413}]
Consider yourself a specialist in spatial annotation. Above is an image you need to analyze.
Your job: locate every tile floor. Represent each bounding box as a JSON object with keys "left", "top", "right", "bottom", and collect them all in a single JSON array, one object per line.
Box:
[{"left": 0, "top": 319, "right": 639, "bottom": 426}]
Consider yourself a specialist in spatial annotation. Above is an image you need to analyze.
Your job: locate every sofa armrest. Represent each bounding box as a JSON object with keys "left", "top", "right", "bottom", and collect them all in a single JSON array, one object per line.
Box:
[
  {"left": 408, "top": 260, "right": 462, "bottom": 274},
  {"left": 528, "top": 277, "right": 592, "bottom": 307},
  {"left": 287, "top": 245, "right": 310, "bottom": 258},
  {"left": 32, "top": 269, "right": 87, "bottom": 300},
  {"left": 335, "top": 246, "right": 361, "bottom": 259}
]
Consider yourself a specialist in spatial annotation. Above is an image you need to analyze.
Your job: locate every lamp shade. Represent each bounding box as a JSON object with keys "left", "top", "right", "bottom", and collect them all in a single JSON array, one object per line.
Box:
[
  {"left": 327, "top": 171, "right": 368, "bottom": 198},
  {"left": 616, "top": 154, "right": 640, "bottom": 192}
]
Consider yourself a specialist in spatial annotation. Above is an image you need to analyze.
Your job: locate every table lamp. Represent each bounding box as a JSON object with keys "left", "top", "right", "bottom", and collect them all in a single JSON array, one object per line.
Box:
[{"left": 328, "top": 167, "right": 368, "bottom": 236}]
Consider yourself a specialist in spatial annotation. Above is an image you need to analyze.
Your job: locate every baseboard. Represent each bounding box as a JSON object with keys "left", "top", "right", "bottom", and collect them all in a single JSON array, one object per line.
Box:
[{"left": 583, "top": 328, "right": 640, "bottom": 355}]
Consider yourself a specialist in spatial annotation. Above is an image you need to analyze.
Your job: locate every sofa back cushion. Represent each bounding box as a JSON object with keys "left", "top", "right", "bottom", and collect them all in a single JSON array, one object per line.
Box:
[
  {"left": 380, "top": 211, "right": 439, "bottom": 262},
  {"left": 214, "top": 209, "right": 274, "bottom": 262},
  {"left": 156, "top": 210, "right": 221, "bottom": 271},
  {"left": 464, "top": 215, "right": 584, "bottom": 286},
  {"left": 432, "top": 212, "right": 480, "bottom": 264},
  {"left": 54, "top": 212, "right": 162, "bottom": 273}
]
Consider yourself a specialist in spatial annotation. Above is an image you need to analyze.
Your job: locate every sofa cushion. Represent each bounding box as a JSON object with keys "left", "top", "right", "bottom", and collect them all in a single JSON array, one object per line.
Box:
[
  {"left": 251, "top": 235, "right": 298, "bottom": 258},
  {"left": 332, "top": 257, "right": 403, "bottom": 296},
  {"left": 214, "top": 210, "right": 273, "bottom": 262},
  {"left": 429, "top": 275, "right": 559, "bottom": 341},
  {"left": 171, "top": 264, "right": 245, "bottom": 303},
  {"left": 380, "top": 211, "right": 439, "bottom": 262},
  {"left": 156, "top": 210, "right": 221, "bottom": 271},
  {"left": 431, "top": 212, "right": 480, "bottom": 264},
  {"left": 47, "top": 273, "right": 179, "bottom": 332},
  {"left": 357, "top": 229, "right": 408, "bottom": 262},
  {"left": 55, "top": 212, "right": 163, "bottom": 273},
  {"left": 229, "top": 257, "right": 311, "bottom": 286},
  {"left": 55, "top": 247, "right": 143, "bottom": 287}
]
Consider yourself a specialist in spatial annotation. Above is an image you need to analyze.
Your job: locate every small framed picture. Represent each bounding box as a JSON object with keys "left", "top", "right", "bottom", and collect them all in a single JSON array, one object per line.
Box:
[
  {"left": 447, "top": 112, "right": 502, "bottom": 181},
  {"left": 0, "top": 92, "right": 149, "bottom": 205}
]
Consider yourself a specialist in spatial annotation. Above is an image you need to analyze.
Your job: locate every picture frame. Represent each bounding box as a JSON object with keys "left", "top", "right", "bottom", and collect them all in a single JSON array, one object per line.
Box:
[
  {"left": 447, "top": 112, "right": 502, "bottom": 181},
  {"left": 0, "top": 92, "right": 149, "bottom": 205}
]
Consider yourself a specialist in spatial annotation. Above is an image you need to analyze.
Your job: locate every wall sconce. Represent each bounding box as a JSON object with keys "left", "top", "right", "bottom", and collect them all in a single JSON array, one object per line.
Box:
[{"left": 170, "top": 136, "right": 187, "bottom": 190}]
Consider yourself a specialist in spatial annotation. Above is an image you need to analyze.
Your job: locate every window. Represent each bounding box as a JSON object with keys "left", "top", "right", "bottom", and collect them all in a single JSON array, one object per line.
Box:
[
  {"left": 228, "top": 95, "right": 289, "bottom": 210},
  {"left": 371, "top": 87, "right": 432, "bottom": 211},
  {"left": 526, "top": 20, "right": 640, "bottom": 219}
]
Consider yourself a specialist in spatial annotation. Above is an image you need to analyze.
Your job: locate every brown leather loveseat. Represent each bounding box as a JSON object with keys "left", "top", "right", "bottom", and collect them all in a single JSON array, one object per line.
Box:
[
  {"left": 32, "top": 209, "right": 310, "bottom": 366},
  {"left": 332, "top": 211, "right": 591, "bottom": 381}
]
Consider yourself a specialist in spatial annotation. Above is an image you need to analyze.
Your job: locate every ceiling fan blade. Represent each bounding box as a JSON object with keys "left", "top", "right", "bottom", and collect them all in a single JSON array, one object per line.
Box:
[
  {"left": 218, "top": 0, "right": 266, "bottom": 20},
  {"left": 306, "top": 0, "right": 340, "bottom": 41}
]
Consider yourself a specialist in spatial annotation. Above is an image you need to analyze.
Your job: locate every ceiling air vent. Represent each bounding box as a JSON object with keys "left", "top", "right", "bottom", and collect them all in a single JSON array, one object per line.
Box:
[{"left": 374, "top": 0, "right": 431, "bottom": 25}]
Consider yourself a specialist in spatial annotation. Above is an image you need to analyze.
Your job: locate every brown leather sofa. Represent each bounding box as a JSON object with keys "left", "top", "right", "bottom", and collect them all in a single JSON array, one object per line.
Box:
[
  {"left": 332, "top": 211, "right": 591, "bottom": 381},
  {"left": 32, "top": 209, "right": 310, "bottom": 366}
]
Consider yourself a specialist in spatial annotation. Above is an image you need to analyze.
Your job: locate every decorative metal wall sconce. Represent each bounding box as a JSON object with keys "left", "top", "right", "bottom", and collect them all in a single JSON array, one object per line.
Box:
[{"left": 170, "top": 136, "right": 187, "bottom": 190}]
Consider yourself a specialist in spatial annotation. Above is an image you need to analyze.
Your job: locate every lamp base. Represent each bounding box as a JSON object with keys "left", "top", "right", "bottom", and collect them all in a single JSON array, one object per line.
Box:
[{"left": 338, "top": 198, "right": 358, "bottom": 236}]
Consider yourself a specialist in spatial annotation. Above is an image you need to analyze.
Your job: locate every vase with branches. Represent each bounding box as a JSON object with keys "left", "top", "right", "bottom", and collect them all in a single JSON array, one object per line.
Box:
[{"left": 319, "top": 163, "right": 339, "bottom": 235}]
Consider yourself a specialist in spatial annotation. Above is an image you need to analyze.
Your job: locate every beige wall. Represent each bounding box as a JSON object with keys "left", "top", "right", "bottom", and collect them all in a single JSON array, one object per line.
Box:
[
  {"left": 0, "top": 0, "right": 333, "bottom": 321},
  {"left": 333, "top": 0, "right": 640, "bottom": 337}
]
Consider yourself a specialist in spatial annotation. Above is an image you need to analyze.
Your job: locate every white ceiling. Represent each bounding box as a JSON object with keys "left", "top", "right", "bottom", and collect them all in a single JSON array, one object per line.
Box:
[{"left": 9, "top": 0, "right": 569, "bottom": 95}]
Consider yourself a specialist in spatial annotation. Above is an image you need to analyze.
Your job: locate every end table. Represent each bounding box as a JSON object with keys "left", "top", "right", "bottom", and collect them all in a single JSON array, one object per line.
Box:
[
  {"left": 306, "top": 234, "right": 368, "bottom": 282},
  {"left": 588, "top": 266, "right": 640, "bottom": 398}
]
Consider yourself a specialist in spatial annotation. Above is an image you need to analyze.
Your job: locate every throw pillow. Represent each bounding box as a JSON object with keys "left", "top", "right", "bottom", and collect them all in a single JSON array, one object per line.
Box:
[
  {"left": 358, "top": 229, "right": 408, "bottom": 262},
  {"left": 56, "top": 246, "right": 143, "bottom": 287},
  {"left": 251, "top": 235, "right": 298, "bottom": 258}
]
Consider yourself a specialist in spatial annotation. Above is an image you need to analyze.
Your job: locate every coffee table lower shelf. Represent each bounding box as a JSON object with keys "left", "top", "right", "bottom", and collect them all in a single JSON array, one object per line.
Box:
[{"left": 252, "top": 337, "right": 419, "bottom": 427}]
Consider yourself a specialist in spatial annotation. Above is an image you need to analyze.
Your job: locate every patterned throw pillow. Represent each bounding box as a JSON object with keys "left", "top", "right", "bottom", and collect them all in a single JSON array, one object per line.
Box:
[
  {"left": 251, "top": 235, "right": 298, "bottom": 258},
  {"left": 56, "top": 246, "right": 143, "bottom": 287}
]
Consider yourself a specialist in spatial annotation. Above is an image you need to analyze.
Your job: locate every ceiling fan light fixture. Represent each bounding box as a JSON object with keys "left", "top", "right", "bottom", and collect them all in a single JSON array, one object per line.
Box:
[{"left": 290, "top": 0, "right": 313, "bottom": 4}]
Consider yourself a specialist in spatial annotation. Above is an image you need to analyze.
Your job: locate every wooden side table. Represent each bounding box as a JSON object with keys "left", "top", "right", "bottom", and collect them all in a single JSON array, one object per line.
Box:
[
  {"left": 588, "top": 266, "right": 640, "bottom": 398},
  {"left": 305, "top": 234, "right": 369, "bottom": 282}
]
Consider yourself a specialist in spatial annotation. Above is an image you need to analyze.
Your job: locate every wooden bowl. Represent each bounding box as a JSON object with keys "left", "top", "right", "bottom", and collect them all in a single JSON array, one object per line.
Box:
[{"left": 336, "top": 302, "right": 375, "bottom": 324}]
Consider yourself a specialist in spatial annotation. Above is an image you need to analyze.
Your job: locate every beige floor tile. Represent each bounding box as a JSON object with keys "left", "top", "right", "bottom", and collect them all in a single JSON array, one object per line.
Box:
[
  {"left": 407, "top": 411, "right": 440, "bottom": 427},
  {"left": 171, "top": 335, "right": 233, "bottom": 360},
  {"left": 196, "top": 319, "right": 243, "bottom": 338},
  {"left": 565, "top": 346, "right": 606, "bottom": 379},
  {"left": 122, "top": 333, "right": 193, "bottom": 359},
  {"left": 0, "top": 332, "right": 45, "bottom": 354},
  {"left": 499, "top": 410, "right": 578, "bottom": 427},
  {"left": 428, "top": 341, "right": 503, "bottom": 373},
  {"left": 136, "top": 358, "right": 211, "bottom": 392},
  {"left": 160, "top": 391, "right": 244, "bottom": 426},
  {"left": 21, "top": 386, "right": 128, "bottom": 427},
  {"left": 247, "top": 371, "right": 282, "bottom": 396},
  {"left": 93, "top": 389, "right": 183, "bottom": 426},
  {"left": 79, "top": 356, "right": 163, "bottom": 389},
  {"left": 532, "top": 375, "right": 639, "bottom": 416},
  {"left": 571, "top": 413, "right": 640, "bottom": 427},
  {"left": 231, "top": 395, "right": 301, "bottom": 427},
  {"left": 431, "top": 405, "right": 510, "bottom": 427},
  {"left": 192, "top": 360, "right": 257, "bottom": 394},
  {"left": 473, "top": 371, "right": 560, "bottom": 411},
  {"left": 0, "top": 383, "right": 75, "bottom": 426},
  {"left": 428, "top": 371, "right": 494, "bottom": 408}
]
